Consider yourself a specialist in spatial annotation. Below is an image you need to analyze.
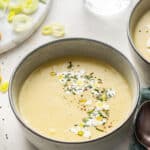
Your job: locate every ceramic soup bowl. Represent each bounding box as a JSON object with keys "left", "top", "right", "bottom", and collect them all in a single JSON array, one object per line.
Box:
[
  {"left": 9, "top": 38, "right": 140, "bottom": 150},
  {"left": 128, "top": 0, "right": 150, "bottom": 85}
]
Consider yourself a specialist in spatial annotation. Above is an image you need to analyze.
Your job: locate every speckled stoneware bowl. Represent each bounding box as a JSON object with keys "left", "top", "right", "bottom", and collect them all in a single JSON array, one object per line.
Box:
[
  {"left": 128, "top": 0, "right": 150, "bottom": 85},
  {"left": 9, "top": 38, "right": 140, "bottom": 150}
]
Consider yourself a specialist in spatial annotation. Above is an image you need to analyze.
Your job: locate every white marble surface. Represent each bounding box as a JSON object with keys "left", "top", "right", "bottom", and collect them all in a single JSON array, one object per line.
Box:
[{"left": 0, "top": 0, "right": 143, "bottom": 149}]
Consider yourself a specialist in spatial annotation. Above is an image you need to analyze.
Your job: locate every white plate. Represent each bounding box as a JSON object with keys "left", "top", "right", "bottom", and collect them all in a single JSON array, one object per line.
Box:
[{"left": 0, "top": 0, "right": 52, "bottom": 54}]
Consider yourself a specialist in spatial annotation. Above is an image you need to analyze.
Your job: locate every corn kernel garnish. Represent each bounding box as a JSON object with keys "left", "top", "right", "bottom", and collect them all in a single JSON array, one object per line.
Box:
[
  {"left": 77, "top": 80, "right": 83, "bottom": 86},
  {"left": 79, "top": 99, "right": 87, "bottom": 103},
  {"left": 42, "top": 25, "right": 52, "bottom": 35},
  {"left": 0, "top": 81, "right": 9, "bottom": 93},
  {"left": 101, "top": 93, "right": 107, "bottom": 101},
  {"left": 96, "top": 116, "right": 103, "bottom": 121},
  {"left": 58, "top": 74, "right": 64, "bottom": 80},
  {"left": 96, "top": 102, "right": 103, "bottom": 108},
  {"left": 50, "top": 71, "right": 56, "bottom": 76},
  {"left": 77, "top": 130, "right": 84, "bottom": 136},
  {"left": 79, "top": 123, "right": 84, "bottom": 127}
]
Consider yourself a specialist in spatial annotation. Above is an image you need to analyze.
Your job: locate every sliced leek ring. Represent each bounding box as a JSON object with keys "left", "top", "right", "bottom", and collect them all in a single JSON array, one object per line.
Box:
[
  {"left": 52, "top": 30, "right": 65, "bottom": 37},
  {"left": 7, "top": 10, "right": 16, "bottom": 22},
  {"left": 51, "top": 23, "right": 65, "bottom": 37},
  {"left": 0, "top": 0, "right": 10, "bottom": 9},
  {"left": 7, "top": 2, "right": 23, "bottom": 22},
  {"left": 8, "top": 3, "right": 22, "bottom": 14},
  {"left": 22, "top": 0, "right": 39, "bottom": 15},
  {"left": 42, "top": 25, "right": 52, "bottom": 35},
  {"left": 12, "top": 14, "right": 32, "bottom": 32}
]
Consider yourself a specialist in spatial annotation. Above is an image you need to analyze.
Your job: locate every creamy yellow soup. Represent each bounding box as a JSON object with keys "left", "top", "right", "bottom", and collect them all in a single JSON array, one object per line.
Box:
[
  {"left": 18, "top": 57, "right": 132, "bottom": 142},
  {"left": 134, "top": 10, "right": 150, "bottom": 61}
]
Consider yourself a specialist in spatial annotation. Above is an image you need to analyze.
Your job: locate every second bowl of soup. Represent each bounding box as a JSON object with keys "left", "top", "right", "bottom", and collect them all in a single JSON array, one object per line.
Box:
[{"left": 128, "top": 0, "right": 150, "bottom": 84}]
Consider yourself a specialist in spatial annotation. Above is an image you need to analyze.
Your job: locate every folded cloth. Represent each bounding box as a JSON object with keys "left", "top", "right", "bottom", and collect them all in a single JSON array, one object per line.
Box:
[
  {"left": 129, "top": 88, "right": 150, "bottom": 150},
  {"left": 129, "top": 132, "right": 145, "bottom": 150}
]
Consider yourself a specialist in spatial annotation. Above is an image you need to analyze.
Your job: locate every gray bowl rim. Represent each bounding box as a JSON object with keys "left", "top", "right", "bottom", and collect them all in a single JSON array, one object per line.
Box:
[
  {"left": 127, "top": 0, "right": 150, "bottom": 64},
  {"left": 9, "top": 38, "right": 140, "bottom": 145}
]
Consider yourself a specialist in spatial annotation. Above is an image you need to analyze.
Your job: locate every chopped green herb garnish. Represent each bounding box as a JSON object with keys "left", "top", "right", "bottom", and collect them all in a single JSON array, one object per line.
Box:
[
  {"left": 94, "top": 88, "right": 99, "bottom": 93},
  {"left": 52, "top": 61, "right": 116, "bottom": 137},
  {"left": 87, "top": 109, "right": 95, "bottom": 115},
  {"left": 87, "top": 85, "right": 92, "bottom": 89},
  {"left": 95, "top": 127, "right": 104, "bottom": 132},
  {"left": 67, "top": 61, "right": 73, "bottom": 69},
  {"left": 84, "top": 75, "right": 92, "bottom": 80},
  {"left": 99, "top": 111, "right": 108, "bottom": 118},
  {"left": 98, "top": 78, "right": 102, "bottom": 83},
  {"left": 82, "top": 118, "right": 88, "bottom": 123}
]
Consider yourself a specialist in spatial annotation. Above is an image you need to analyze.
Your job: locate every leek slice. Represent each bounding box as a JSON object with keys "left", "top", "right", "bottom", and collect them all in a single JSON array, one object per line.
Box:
[
  {"left": 8, "top": 3, "right": 22, "bottom": 13},
  {"left": 0, "top": 82, "right": 9, "bottom": 93},
  {"left": 7, "top": 3, "right": 23, "bottom": 22},
  {"left": 0, "top": 0, "right": 10, "bottom": 9},
  {"left": 42, "top": 25, "right": 52, "bottom": 35},
  {"left": 7, "top": 10, "right": 16, "bottom": 22},
  {"left": 12, "top": 14, "right": 32, "bottom": 32},
  {"left": 6, "top": 0, "right": 23, "bottom": 21},
  {"left": 22, "top": 0, "right": 38, "bottom": 14},
  {"left": 51, "top": 23, "right": 65, "bottom": 37}
]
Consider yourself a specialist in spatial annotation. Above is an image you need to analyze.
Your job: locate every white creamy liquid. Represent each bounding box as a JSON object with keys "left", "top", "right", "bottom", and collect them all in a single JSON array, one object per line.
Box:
[
  {"left": 85, "top": 0, "right": 131, "bottom": 16},
  {"left": 18, "top": 57, "right": 132, "bottom": 142}
]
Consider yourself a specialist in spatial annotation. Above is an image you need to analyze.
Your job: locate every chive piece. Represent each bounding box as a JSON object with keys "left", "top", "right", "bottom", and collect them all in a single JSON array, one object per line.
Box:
[
  {"left": 87, "top": 85, "right": 92, "bottom": 89},
  {"left": 98, "top": 78, "right": 102, "bottom": 83},
  {"left": 87, "top": 109, "right": 95, "bottom": 115},
  {"left": 67, "top": 61, "right": 73, "bottom": 69},
  {"left": 95, "top": 127, "right": 104, "bottom": 132},
  {"left": 90, "top": 72, "right": 94, "bottom": 76},
  {"left": 94, "top": 88, "right": 99, "bottom": 93},
  {"left": 82, "top": 118, "right": 88, "bottom": 123}
]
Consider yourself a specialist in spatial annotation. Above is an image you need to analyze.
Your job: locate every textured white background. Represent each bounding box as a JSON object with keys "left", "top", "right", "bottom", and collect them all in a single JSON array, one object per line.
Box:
[{"left": 0, "top": 0, "right": 143, "bottom": 149}]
